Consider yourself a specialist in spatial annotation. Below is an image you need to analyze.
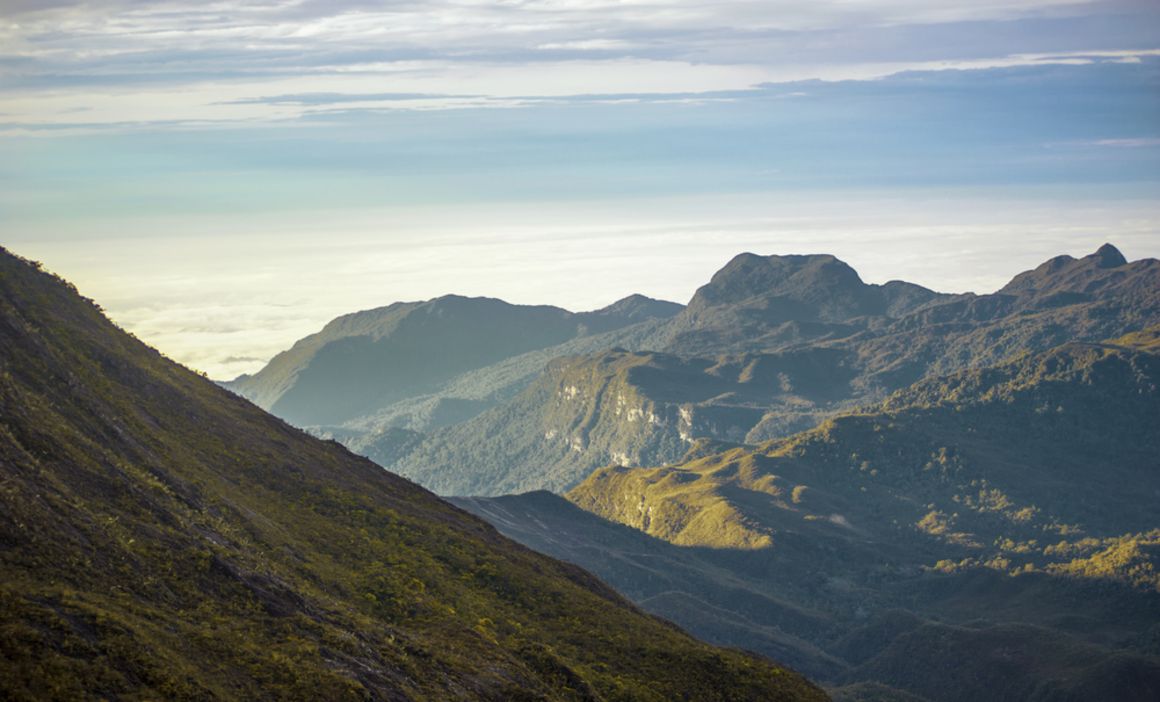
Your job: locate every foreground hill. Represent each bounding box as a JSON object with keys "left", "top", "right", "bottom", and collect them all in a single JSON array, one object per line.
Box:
[
  {"left": 0, "top": 248, "right": 823, "bottom": 701},
  {"left": 460, "top": 338, "right": 1160, "bottom": 699},
  {"left": 382, "top": 245, "right": 1160, "bottom": 496}
]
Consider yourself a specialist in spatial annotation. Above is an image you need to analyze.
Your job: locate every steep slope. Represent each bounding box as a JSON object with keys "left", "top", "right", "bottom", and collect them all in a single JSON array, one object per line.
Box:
[
  {"left": 0, "top": 249, "right": 823, "bottom": 701},
  {"left": 449, "top": 491, "right": 847, "bottom": 679},
  {"left": 227, "top": 294, "right": 682, "bottom": 427},
  {"left": 458, "top": 339, "right": 1160, "bottom": 699},
  {"left": 393, "top": 347, "right": 859, "bottom": 495}
]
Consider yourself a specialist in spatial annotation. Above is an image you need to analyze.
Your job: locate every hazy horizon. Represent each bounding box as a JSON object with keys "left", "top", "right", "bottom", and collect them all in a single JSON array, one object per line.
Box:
[{"left": 3, "top": 0, "right": 1158, "bottom": 378}]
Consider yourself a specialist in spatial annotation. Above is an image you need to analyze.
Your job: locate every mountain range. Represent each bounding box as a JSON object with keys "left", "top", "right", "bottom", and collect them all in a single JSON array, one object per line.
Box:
[
  {"left": 226, "top": 294, "right": 682, "bottom": 429},
  {"left": 0, "top": 247, "right": 823, "bottom": 701},
  {"left": 223, "top": 242, "right": 1160, "bottom": 700},
  {"left": 11, "top": 240, "right": 1156, "bottom": 700},
  {"left": 240, "top": 244, "right": 1158, "bottom": 498}
]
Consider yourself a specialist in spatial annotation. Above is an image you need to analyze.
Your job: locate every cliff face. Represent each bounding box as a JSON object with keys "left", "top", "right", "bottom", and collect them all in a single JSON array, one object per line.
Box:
[{"left": 391, "top": 346, "right": 859, "bottom": 496}]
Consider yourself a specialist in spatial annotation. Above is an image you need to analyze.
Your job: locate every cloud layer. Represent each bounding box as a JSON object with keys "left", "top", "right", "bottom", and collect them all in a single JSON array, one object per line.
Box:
[
  {"left": 2, "top": 0, "right": 1158, "bottom": 129},
  {"left": 15, "top": 188, "right": 1160, "bottom": 379}
]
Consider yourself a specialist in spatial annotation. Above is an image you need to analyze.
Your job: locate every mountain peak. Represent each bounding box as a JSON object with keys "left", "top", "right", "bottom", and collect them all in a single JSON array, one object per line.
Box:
[
  {"left": 999, "top": 242, "right": 1142, "bottom": 297},
  {"left": 683, "top": 251, "right": 876, "bottom": 325},
  {"left": 587, "top": 294, "right": 683, "bottom": 321},
  {"left": 1091, "top": 243, "right": 1127, "bottom": 268},
  {"left": 703, "top": 252, "right": 864, "bottom": 302}
]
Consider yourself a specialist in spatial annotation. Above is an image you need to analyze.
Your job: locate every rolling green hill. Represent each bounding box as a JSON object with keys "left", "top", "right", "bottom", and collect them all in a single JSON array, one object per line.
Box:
[{"left": 0, "top": 247, "right": 823, "bottom": 702}]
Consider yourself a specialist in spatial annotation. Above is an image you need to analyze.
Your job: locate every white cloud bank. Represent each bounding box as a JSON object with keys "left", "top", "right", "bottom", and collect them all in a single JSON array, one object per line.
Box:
[{"left": 11, "top": 187, "right": 1160, "bottom": 379}]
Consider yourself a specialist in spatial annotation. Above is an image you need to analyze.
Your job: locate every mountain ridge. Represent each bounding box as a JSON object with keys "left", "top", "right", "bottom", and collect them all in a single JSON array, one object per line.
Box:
[
  {"left": 227, "top": 292, "right": 683, "bottom": 427},
  {"left": 375, "top": 244, "right": 1160, "bottom": 496}
]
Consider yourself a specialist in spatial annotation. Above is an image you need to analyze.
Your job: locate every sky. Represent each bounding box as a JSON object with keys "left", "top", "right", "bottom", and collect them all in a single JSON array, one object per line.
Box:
[{"left": 2, "top": 0, "right": 1158, "bottom": 379}]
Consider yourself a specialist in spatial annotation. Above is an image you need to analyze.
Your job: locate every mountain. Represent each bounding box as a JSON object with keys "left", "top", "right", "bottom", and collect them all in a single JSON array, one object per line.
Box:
[
  {"left": 392, "top": 346, "right": 859, "bottom": 495},
  {"left": 847, "top": 243, "right": 1160, "bottom": 388},
  {"left": 0, "top": 248, "right": 823, "bottom": 701},
  {"left": 330, "top": 313, "right": 679, "bottom": 438},
  {"left": 659, "top": 253, "right": 954, "bottom": 355},
  {"left": 379, "top": 245, "right": 1160, "bottom": 497},
  {"left": 226, "top": 293, "right": 682, "bottom": 427},
  {"left": 458, "top": 338, "right": 1160, "bottom": 700}
]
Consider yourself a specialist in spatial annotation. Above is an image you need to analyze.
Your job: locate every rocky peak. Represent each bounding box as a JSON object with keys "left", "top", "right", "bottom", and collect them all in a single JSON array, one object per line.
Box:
[
  {"left": 1090, "top": 243, "right": 1128, "bottom": 268},
  {"left": 692, "top": 253, "right": 864, "bottom": 307},
  {"left": 999, "top": 242, "right": 1140, "bottom": 297}
]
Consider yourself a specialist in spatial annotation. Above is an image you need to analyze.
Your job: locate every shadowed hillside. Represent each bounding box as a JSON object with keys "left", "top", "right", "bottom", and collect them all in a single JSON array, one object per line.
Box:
[{"left": 458, "top": 338, "right": 1160, "bottom": 700}]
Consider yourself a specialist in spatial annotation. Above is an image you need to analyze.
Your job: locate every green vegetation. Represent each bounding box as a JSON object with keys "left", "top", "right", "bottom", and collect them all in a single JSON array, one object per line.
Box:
[
  {"left": 0, "top": 248, "right": 823, "bottom": 701},
  {"left": 389, "top": 347, "right": 852, "bottom": 496},
  {"left": 458, "top": 335, "right": 1160, "bottom": 699}
]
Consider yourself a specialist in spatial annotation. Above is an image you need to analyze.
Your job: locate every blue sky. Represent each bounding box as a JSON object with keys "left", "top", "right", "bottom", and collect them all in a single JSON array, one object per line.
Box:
[{"left": 2, "top": 1, "right": 1158, "bottom": 378}]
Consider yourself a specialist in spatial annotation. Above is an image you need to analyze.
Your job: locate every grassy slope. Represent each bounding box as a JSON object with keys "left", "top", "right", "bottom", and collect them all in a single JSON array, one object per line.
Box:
[{"left": 0, "top": 248, "right": 824, "bottom": 702}]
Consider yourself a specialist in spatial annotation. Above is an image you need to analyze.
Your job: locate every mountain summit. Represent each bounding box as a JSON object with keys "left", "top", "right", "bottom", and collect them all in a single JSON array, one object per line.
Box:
[
  {"left": 664, "top": 252, "right": 950, "bottom": 354},
  {"left": 1095, "top": 242, "right": 1129, "bottom": 267}
]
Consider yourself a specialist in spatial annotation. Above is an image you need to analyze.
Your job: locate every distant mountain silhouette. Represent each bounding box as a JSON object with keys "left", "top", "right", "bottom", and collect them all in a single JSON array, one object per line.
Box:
[
  {"left": 226, "top": 293, "right": 682, "bottom": 427},
  {"left": 663, "top": 252, "right": 953, "bottom": 353},
  {"left": 371, "top": 245, "right": 1160, "bottom": 496}
]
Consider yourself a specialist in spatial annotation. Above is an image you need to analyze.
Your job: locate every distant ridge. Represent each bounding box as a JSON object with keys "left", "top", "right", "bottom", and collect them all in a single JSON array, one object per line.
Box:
[
  {"left": 456, "top": 336, "right": 1160, "bottom": 699},
  {"left": 227, "top": 292, "right": 682, "bottom": 426},
  {"left": 379, "top": 244, "right": 1160, "bottom": 496}
]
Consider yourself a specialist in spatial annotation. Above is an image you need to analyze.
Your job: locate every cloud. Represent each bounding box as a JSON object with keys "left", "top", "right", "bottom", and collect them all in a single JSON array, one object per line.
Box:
[
  {"left": 1094, "top": 138, "right": 1160, "bottom": 147},
  {"left": 13, "top": 186, "right": 1160, "bottom": 378},
  {"left": 0, "top": 0, "right": 1154, "bottom": 131},
  {"left": 2, "top": 49, "right": 1156, "bottom": 132},
  {"left": 0, "top": 2, "right": 1143, "bottom": 73}
]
